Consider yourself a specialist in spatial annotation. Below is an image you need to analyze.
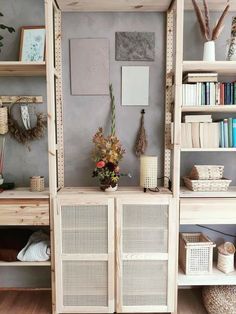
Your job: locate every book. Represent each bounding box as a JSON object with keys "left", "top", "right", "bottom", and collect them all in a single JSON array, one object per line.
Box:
[
  {"left": 220, "top": 121, "right": 225, "bottom": 148},
  {"left": 233, "top": 118, "right": 236, "bottom": 148},
  {"left": 228, "top": 118, "right": 233, "bottom": 147},
  {"left": 184, "top": 115, "right": 212, "bottom": 123},
  {"left": 183, "top": 72, "right": 218, "bottom": 83},
  {"left": 191, "top": 123, "right": 200, "bottom": 148},
  {"left": 224, "top": 119, "right": 229, "bottom": 148}
]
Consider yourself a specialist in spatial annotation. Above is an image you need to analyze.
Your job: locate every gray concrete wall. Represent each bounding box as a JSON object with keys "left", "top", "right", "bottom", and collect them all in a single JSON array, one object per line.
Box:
[{"left": 62, "top": 12, "right": 166, "bottom": 186}]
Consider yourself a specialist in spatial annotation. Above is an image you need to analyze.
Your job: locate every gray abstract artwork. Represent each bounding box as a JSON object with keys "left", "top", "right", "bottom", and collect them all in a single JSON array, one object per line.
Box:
[{"left": 115, "top": 32, "right": 155, "bottom": 61}]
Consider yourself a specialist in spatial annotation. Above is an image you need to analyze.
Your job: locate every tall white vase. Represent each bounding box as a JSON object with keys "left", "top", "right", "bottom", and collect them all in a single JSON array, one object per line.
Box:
[{"left": 203, "top": 41, "right": 215, "bottom": 61}]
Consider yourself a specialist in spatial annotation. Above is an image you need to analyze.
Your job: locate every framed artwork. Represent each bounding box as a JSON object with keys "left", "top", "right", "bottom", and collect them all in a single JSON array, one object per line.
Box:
[
  {"left": 116, "top": 32, "right": 155, "bottom": 61},
  {"left": 19, "top": 26, "right": 46, "bottom": 62},
  {"left": 122, "top": 66, "right": 150, "bottom": 106}
]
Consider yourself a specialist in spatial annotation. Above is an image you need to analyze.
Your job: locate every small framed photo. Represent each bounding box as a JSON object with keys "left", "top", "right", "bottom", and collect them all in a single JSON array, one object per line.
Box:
[{"left": 19, "top": 26, "right": 46, "bottom": 62}]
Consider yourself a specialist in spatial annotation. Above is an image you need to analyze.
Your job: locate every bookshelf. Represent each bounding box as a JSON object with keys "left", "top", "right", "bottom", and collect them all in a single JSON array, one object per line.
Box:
[
  {"left": 181, "top": 148, "right": 236, "bottom": 152},
  {"left": 183, "top": 61, "right": 236, "bottom": 75},
  {"left": 182, "top": 105, "right": 236, "bottom": 113}
]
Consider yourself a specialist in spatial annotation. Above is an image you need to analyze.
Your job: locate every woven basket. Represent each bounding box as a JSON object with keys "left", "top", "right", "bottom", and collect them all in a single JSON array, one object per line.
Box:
[
  {"left": 202, "top": 286, "right": 236, "bottom": 314},
  {"left": 30, "top": 176, "right": 45, "bottom": 192},
  {"left": 217, "top": 242, "right": 235, "bottom": 274},
  {"left": 0, "top": 106, "right": 8, "bottom": 135},
  {"left": 183, "top": 176, "right": 231, "bottom": 192},
  {"left": 179, "top": 233, "right": 216, "bottom": 275},
  {"left": 189, "top": 165, "right": 224, "bottom": 180}
]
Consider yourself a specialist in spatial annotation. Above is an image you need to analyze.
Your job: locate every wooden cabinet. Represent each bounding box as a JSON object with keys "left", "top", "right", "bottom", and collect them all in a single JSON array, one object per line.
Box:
[
  {"left": 116, "top": 197, "right": 176, "bottom": 313},
  {"left": 55, "top": 197, "right": 115, "bottom": 313},
  {"left": 55, "top": 192, "right": 176, "bottom": 313}
]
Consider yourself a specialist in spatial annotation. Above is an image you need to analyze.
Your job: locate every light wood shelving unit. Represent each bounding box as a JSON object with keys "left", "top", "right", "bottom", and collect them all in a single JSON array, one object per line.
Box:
[
  {"left": 183, "top": 61, "right": 236, "bottom": 75},
  {"left": 0, "top": 261, "right": 51, "bottom": 267},
  {"left": 182, "top": 105, "right": 236, "bottom": 112}
]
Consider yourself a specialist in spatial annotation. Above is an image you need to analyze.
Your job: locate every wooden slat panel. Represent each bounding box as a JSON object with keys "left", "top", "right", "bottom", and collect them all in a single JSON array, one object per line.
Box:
[
  {"left": 180, "top": 198, "right": 236, "bottom": 224},
  {"left": 0, "top": 199, "right": 49, "bottom": 226}
]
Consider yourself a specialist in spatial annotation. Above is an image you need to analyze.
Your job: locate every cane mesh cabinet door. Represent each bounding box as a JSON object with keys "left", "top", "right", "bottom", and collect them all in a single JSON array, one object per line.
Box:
[
  {"left": 116, "top": 197, "right": 176, "bottom": 313},
  {"left": 56, "top": 197, "right": 115, "bottom": 313}
]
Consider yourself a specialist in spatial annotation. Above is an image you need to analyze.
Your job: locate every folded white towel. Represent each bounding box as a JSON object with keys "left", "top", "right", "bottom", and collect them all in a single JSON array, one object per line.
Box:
[{"left": 17, "top": 230, "right": 50, "bottom": 262}]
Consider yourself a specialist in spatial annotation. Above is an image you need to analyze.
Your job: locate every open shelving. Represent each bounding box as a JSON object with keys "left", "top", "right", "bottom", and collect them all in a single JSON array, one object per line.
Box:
[
  {"left": 0, "top": 261, "right": 51, "bottom": 266},
  {"left": 181, "top": 148, "right": 236, "bottom": 152},
  {"left": 178, "top": 264, "right": 236, "bottom": 286},
  {"left": 182, "top": 105, "right": 236, "bottom": 112},
  {"left": 180, "top": 186, "right": 236, "bottom": 198},
  {"left": 0, "top": 61, "right": 46, "bottom": 76},
  {"left": 183, "top": 61, "right": 236, "bottom": 75}
]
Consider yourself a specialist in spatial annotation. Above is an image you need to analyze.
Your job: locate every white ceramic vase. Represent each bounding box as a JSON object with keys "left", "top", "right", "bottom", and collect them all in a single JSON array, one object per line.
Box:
[{"left": 203, "top": 41, "right": 215, "bottom": 61}]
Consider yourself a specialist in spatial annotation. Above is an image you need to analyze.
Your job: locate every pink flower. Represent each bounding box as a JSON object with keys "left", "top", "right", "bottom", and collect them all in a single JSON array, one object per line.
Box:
[{"left": 96, "top": 161, "right": 105, "bottom": 168}]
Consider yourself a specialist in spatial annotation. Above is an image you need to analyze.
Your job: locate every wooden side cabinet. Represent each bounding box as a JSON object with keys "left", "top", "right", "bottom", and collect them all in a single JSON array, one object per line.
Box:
[
  {"left": 116, "top": 197, "right": 176, "bottom": 313},
  {"left": 55, "top": 197, "right": 115, "bottom": 313}
]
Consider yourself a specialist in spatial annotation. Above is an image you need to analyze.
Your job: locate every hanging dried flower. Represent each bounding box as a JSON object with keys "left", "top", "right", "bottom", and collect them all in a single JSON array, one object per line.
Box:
[{"left": 135, "top": 109, "right": 148, "bottom": 157}]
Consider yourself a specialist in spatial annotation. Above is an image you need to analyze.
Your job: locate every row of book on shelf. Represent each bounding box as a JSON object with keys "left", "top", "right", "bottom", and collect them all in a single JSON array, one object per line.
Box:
[
  {"left": 182, "top": 73, "right": 236, "bottom": 107},
  {"left": 171, "top": 115, "right": 236, "bottom": 148}
]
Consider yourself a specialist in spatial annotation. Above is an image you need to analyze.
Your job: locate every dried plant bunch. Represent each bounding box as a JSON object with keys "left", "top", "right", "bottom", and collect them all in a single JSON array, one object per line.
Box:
[{"left": 192, "top": 0, "right": 230, "bottom": 41}]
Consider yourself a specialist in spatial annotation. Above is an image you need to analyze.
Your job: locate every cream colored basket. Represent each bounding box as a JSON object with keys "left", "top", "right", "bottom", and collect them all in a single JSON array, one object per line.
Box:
[
  {"left": 217, "top": 242, "right": 235, "bottom": 274},
  {"left": 0, "top": 106, "right": 8, "bottom": 135},
  {"left": 30, "top": 176, "right": 45, "bottom": 192},
  {"left": 183, "top": 176, "right": 231, "bottom": 192},
  {"left": 179, "top": 233, "right": 216, "bottom": 275},
  {"left": 189, "top": 165, "right": 224, "bottom": 180}
]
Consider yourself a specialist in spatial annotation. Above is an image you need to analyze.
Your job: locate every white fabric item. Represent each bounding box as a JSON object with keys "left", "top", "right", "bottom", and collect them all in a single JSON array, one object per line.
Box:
[
  {"left": 17, "top": 230, "right": 50, "bottom": 262},
  {"left": 21, "top": 105, "right": 31, "bottom": 130}
]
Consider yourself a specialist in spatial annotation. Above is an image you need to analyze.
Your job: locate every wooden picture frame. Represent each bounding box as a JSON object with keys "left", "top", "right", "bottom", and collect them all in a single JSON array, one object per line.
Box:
[{"left": 19, "top": 26, "right": 46, "bottom": 62}]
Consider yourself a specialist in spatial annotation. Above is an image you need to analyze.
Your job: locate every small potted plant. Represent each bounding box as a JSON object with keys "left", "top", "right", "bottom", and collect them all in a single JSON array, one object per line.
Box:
[
  {"left": 0, "top": 12, "right": 15, "bottom": 52},
  {"left": 92, "top": 85, "right": 126, "bottom": 191}
]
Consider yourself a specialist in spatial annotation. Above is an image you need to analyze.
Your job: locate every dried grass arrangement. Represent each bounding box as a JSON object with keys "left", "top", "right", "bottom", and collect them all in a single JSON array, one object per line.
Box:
[{"left": 192, "top": 0, "right": 230, "bottom": 41}]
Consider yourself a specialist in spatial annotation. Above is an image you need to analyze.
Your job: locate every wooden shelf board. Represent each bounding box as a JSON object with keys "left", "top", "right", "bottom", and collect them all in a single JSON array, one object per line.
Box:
[
  {"left": 182, "top": 105, "right": 236, "bottom": 113},
  {"left": 0, "top": 188, "right": 49, "bottom": 199},
  {"left": 0, "top": 290, "right": 51, "bottom": 313},
  {"left": 184, "top": 0, "right": 236, "bottom": 11},
  {"left": 181, "top": 148, "right": 236, "bottom": 152},
  {"left": 183, "top": 61, "right": 236, "bottom": 75},
  {"left": 178, "top": 264, "right": 236, "bottom": 286},
  {"left": 180, "top": 186, "right": 236, "bottom": 198},
  {"left": 178, "top": 288, "right": 207, "bottom": 314},
  {"left": 0, "top": 61, "right": 46, "bottom": 77},
  {"left": 0, "top": 261, "right": 51, "bottom": 266}
]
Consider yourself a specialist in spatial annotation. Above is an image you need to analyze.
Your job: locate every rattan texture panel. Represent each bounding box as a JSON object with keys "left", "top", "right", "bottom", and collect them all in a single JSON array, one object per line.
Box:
[
  {"left": 123, "top": 204, "right": 168, "bottom": 253},
  {"left": 61, "top": 205, "right": 108, "bottom": 254},
  {"left": 123, "top": 260, "right": 168, "bottom": 306},
  {"left": 63, "top": 261, "right": 108, "bottom": 307}
]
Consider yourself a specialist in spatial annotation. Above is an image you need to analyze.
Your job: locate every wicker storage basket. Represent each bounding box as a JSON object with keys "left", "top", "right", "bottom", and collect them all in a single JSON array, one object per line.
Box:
[
  {"left": 0, "top": 106, "right": 8, "bottom": 135},
  {"left": 30, "top": 176, "right": 45, "bottom": 192},
  {"left": 189, "top": 165, "right": 224, "bottom": 180},
  {"left": 202, "top": 286, "right": 236, "bottom": 314},
  {"left": 179, "top": 233, "right": 216, "bottom": 275},
  {"left": 183, "top": 176, "right": 231, "bottom": 192}
]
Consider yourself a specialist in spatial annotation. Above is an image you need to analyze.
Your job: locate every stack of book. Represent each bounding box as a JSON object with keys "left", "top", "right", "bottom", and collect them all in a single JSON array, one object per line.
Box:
[
  {"left": 182, "top": 73, "right": 236, "bottom": 106},
  {"left": 171, "top": 115, "right": 236, "bottom": 148}
]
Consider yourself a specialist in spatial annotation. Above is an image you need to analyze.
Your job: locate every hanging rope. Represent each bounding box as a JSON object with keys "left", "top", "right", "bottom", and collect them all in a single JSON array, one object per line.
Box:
[{"left": 135, "top": 109, "right": 148, "bottom": 157}]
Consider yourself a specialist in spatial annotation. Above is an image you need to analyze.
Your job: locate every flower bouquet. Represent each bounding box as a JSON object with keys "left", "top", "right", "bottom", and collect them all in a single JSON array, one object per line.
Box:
[
  {"left": 92, "top": 127, "right": 125, "bottom": 191},
  {"left": 92, "top": 85, "right": 126, "bottom": 191}
]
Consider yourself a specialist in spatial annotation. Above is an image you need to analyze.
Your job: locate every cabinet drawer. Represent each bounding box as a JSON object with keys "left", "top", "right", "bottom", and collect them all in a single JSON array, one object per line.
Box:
[
  {"left": 180, "top": 198, "right": 236, "bottom": 224},
  {"left": 0, "top": 199, "right": 49, "bottom": 225}
]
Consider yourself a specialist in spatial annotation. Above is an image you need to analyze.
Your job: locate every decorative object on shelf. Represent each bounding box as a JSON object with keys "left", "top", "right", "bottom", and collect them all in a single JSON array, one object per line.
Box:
[
  {"left": 122, "top": 66, "right": 149, "bottom": 106},
  {"left": 202, "top": 286, "right": 236, "bottom": 314},
  {"left": 227, "top": 16, "right": 236, "bottom": 61},
  {"left": 135, "top": 109, "right": 148, "bottom": 157},
  {"left": 92, "top": 85, "right": 126, "bottom": 192},
  {"left": 217, "top": 242, "right": 235, "bottom": 274},
  {"left": 30, "top": 176, "right": 45, "bottom": 192},
  {"left": 70, "top": 38, "right": 109, "bottom": 95},
  {"left": 8, "top": 97, "right": 47, "bottom": 145},
  {"left": 0, "top": 100, "right": 8, "bottom": 134},
  {"left": 192, "top": 0, "right": 230, "bottom": 61},
  {"left": 115, "top": 32, "right": 155, "bottom": 61},
  {"left": 140, "top": 155, "right": 158, "bottom": 192},
  {"left": 19, "top": 26, "right": 46, "bottom": 61},
  {"left": 0, "top": 12, "right": 15, "bottom": 53},
  {"left": 183, "top": 176, "right": 231, "bottom": 192},
  {"left": 0, "top": 136, "right": 5, "bottom": 186},
  {"left": 179, "top": 232, "right": 216, "bottom": 275},
  {"left": 189, "top": 165, "right": 224, "bottom": 180}
]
